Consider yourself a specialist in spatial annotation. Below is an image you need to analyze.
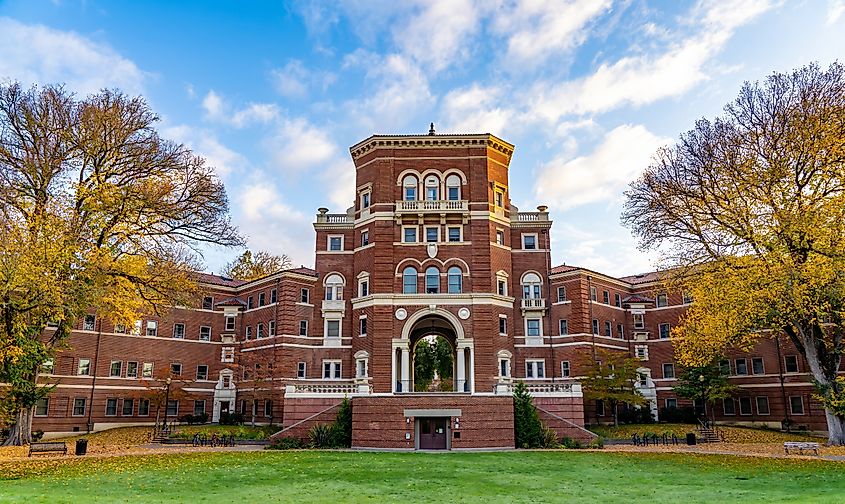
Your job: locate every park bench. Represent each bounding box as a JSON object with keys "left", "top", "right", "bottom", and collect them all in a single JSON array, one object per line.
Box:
[
  {"left": 783, "top": 441, "right": 820, "bottom": 456},
  {"left": 28, "top": 442, "right": 67, "bottom": 457}
]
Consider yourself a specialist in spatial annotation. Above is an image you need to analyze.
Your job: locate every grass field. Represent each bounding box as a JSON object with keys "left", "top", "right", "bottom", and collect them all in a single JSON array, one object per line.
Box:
[
  {"left": 589, "top": 423, "right": 822, "bottom": 443},
  {"left": 1, "top": 450, "right": 842, "bottom": 503}
]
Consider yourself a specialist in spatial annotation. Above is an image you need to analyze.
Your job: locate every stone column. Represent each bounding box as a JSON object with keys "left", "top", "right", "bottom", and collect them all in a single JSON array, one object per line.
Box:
[
  {"left": 401, "top": 347, "right": 410, "bottom": 392},
  {"left": 456, "top": 347, "right": 466, "bottom": 392}
]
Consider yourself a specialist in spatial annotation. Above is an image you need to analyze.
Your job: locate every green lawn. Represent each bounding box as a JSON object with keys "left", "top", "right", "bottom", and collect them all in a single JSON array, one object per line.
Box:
[
  {"left": 588, "top": 423, "right": 821, "bottom": 443},
  {"left": 2, "top": 450, "right": 842, "bottom": 503}
]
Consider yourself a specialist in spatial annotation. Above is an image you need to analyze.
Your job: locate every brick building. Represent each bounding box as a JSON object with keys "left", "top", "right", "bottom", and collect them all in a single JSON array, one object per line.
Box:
[{"left": 30, "top": 130, "right": 833, "bottom": 447}]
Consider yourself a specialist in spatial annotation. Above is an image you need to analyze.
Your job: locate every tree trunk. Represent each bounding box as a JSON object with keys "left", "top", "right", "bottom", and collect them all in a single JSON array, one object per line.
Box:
[
  {"left": 1, "top": 407, "right": 33, "bottom": 446},
  {"left": 798, "top": 329, "right": 845, "bottom": 445},
  {"left": 825, "top": 411, "right": 845, "bottom": 446}
]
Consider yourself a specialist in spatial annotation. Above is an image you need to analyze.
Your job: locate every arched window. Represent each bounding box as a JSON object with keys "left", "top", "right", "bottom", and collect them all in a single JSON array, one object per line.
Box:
[
  {"left": 522, "top": 272, "right": 542, "bottom": 299},
  {"left": 402, "top": 267, "right": 417, "bottom": 294},
  {"left": 446, "top": 174, "right": 461, "bottom": 201},
  {"left": 447, "top": 266, "right": 462, "bottom": 294},
  {"left": 324, "top": 274, "right": 344, "bottom": 301},
  {"left": 403, "top": 175, "right": 418, "bottom": 201},
  {"left": 424, "top": 175, "right": 440, "bottom": 201},
  {"left": 425, "top": 266, "right": 440, "bottom": 294}
]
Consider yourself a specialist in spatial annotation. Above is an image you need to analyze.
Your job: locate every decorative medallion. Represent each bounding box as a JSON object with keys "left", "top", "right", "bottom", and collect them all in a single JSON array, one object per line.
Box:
[
  {"left": 458, "top": 307, "right": 470, "bottom": 320},
  {"left": 426, "top": 243, "right": 438, "bottom": 258},
  {"left": 395, "top": 308, "right": 407, "bottom": 320}
]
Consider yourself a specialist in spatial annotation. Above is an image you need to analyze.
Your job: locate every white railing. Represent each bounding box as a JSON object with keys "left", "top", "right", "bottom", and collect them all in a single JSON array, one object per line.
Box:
[
  {"left": 293, "top": 383, "right": 358, "bottom": 394},
  {"left": 521, "top": 298, "right": 546, "bottom": 310},
  {"left": 395, "top": 200, "right": 468, "bottom": 213},
  {"left": 515, "top": 212, "right": 549, "bottom": 222},
  {"left": 494, "top": 382, "right": 581, "bottom": 396}
]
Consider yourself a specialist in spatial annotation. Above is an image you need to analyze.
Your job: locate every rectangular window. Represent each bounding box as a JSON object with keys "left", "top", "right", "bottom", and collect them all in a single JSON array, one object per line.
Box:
[
  {"left": 789, "top": 396, "right": 805, "bottom": 415},
  {"left": 602, "top": 290, "right": 610, "bottom": 304},
  {"left": 496, "top": 229, "right": 505, "bottom": 245},
  {"left": 403, "top": 227, "right": 417, "bottom": 243},
  {"left": 499, "top": 359, "right": 510, "bottom": 377},
  {"left": 616, "top": 324, "right": 624, "bottom": 339},
  {"left": 142, "top": 362, "right": 153, "bottom": 377},
  {"left": 556, "top": 286, "right": 566, "bottom": 302},
  {"left": 259, "top": 293, "right": 265, "bottom": 307},
  {"left": 34, "top": 398, "right": 49, "bottom": 416},
  {"left": 604, "top": 321, "right": 612, "bottom": 337},
  {"left": 146, "top": 320, "right": 157, "bottom": 337},
  {"left": 122, "top": 398, "right": 134, "bottom": 416},
  {"left": 722, "top": 398, "right": 736, "bottom": 415},
  {"left": 359, "top": 279, "right": 369, "bottom": 297},
  {"left": 78, "top": 358, "right": 91, "bottom": 376},
  {"left": 328, "top": 236, "right": 343, "bottom": 251},
  {"left": 269, "top": 321, "right": 276, "bottom": 336},
  {"left": 522, "top": 234, "right": 537, "bottom": 250},
  {"left": 561, "top": 361, "right": 570, "bottom": 377},
  {"left": 590, "top": 286, "right": 597, "bottom": 301},
  {"left": 662, "top": 363, "right": 675, "bottom": 379},
  {"left": 635, "top": 346, "right": 648, "bottom": 360},
  {"left": 173, "top": 323, "right": 185, "bottom": 339},
  {"left": 735, "top": 358, "right": 748, "bottom": 376},
  {"left": 299, "top": 320, "right": 308, "bottom": 336},
  {"left": 270, "top": 289, "right": 277, "bottom": 303},
  {"left": 447, "top": 226, "right": 461, "bottom": 242},
  {"left": 526, "top": 319, "right": 540, "bottom": 337},
  {"left": 202, "top": 296, "right": 214, "bottom": 310},
  {"left": 170, "top": 363, "right": 182, "bottom": 377},
  {"left": 199, "top": 326, "right": 211, "bottom": 341},
  {"left": 300, "top": 288, "right": 310, "bottom": 303},
  {"left": 495, "top": 190, "right": 504, "bottom": 208},
  {"left": 499, "top": 316, "right": 507, "bottom": 335},
  {"left": 739, "top": 397, "right": 752, "bottom": 415},
  {"left": 525, "top": 360, "right": 545, "bottom": 379},
  {"left": 139, "top": 399, "right": 150, "bottom": 416},
  {"left": 633, "top": 313, "right": 644, "bottom": 329},
  {"left": 447, "top": 185, "right": 459, "bottom": 201},
  {"left": 359, "top": 317, "right": 367, "bottom": 336},
  {"left": 591, "top": 319, "right": 599, "bottom": 335},
  {"left": 784, "top": 355, "right": 799, "bottom": 373},
  {"left": 614, "top": 293, "right": 621, "bottom": 307},
  {"left": 659, "top": 323, "right": 670, "bottom": 339},
  {"left": 425, "top": 226, "right": 439, "bottom": 243},
  {"left": 245, "top": 326, "right": 252, "bottom": 340},
  {"left": 323, "top": 360, "right": 341, "bottom": 379},
  {"left": 83, "top": 314, "right": 96, "bottom": 331},
  {"left": 497, "top": 279, "right": 507, "bottom": 296},
  {"left": 247, "top": 296, "right": 254, "bottom": 309},
  {"left": 751, "top": 357, "right": 764, "bottom": 375},
  {"left": 108, "top": 360, "right": 121, "bottom": 377},
  {"left": 756, "top": 396, "right": 770, "bottom": 415},
  {"left": 264, "top": 400, "right": 273, "bottom": 417},
  {"left": 665, "top": 398, "right": 678, "bottom": 409},
  {"left": 124, "top": 361, "right": 138, "bottom": 378},
  {"left": 72, "top": 398, "right": 86, "bottom": 416},
  {"left": 596, "top": 400, "right": 605, "bottom": 417},
  {"left": 361, "top": 230, "right": 370, "bottom": 246},
  {"left": 131, "top": 320, "right": 142, "bottom": 335},
  {"left": 361, "top": 191, "right": 371, "bottom": 209},
  {"left": 356, "top": 358, "right": 367, "bottom": 378},
  {"left": 326, "top": 320, "right": 340, "bottom": 338},
  {"left": 683, "top": 292, "right": 693, "bottom": 304},
  {"left": 105, "top": 398, "right": 118, "bottom": 416},
  {"left": 257, "top": 323, "right": 265, "bottom": 339},
  {"left": 656, "top": 293, "right": 668, "bottom": 307},
  {"left": 297, "top": 362, "right": 306, "bottom": 379},
  {"left": 193, "top": 400, "right": 206, "bottom": 416},
  {"left": 196, "top": 365, "right": 208, "bottom": 380},
  {"left": 41, "top": 359, "right": 54, "bottom": 374},
  {"left": 719, "top": 359, "right": 731, "bottom": 375},
  {"left": 559, "top": 319, "right": 569, "bottom": 335},
  {"left": 166, "top": 400, "right": 179, "bottom": 417},
  {"left": 114, "top": 323, "right": 126, "bottom": 333},
  {"left": 405, "top": 185, "right": 416, "bottom": 201},
  {"left": 221, "top": 348, "right": 234, "bottom": 363}
]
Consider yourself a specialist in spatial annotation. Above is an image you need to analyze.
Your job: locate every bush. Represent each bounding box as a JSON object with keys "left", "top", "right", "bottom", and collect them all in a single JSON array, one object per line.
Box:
[
  {"left": 659, "top": 406, "right": 698, "bottom": 424},
  {"left": 513, "top": 382, "right": 544, "bottom": 448},
  {"left": 617, "top": 406, "right": 654, "bottom": 424},
  {"left": 559, "top": 436, "right": 581, "bottom": 449},
  {"left": 586, "top": 437, "right": 604, "bottom": 449},
  {"left": 308, "top": 424, "right": 335, "bottom": 448},
  {"left": 540, "top": 427, "right": 559, "bottom": 448},
  {"left": 332, "top": 398, "right": 352, "bottom": 448},
  {"left": 31, "top": 430, "right": 44, "bottom": 442},
  {"left": 270, "top": 437, "right": 304, "bottom": 450},
  {"left": 219, "top": 412, "right": 244, "bottom": 426}
]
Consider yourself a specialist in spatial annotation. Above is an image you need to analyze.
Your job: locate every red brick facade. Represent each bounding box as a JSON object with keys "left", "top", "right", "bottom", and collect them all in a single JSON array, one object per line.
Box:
[{"left": 29, "top": 131, "right": 837, "bottom": 446}]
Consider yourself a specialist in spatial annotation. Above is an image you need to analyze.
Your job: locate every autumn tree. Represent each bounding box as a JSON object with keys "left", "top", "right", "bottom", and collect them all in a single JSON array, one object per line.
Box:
[
  {"left": 580, "top": 349, "right": 648, "bottom": 426},
  {"left": 672, "top": 362, "right": 736, "bottom": 424},
  {"left": 0, "top": 83, "right": 242, "bottom": 445},
  {"left": 222, "top": 250, "right": 292, "bottom": 281},
  {"left": 623, "top": 62, "right": 845, "bottom": 444}
]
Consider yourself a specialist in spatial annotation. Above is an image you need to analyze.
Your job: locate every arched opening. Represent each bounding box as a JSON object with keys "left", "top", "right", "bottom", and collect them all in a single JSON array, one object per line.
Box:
[
  {"left": 396, "top": 314, "right": 472, "bottom": 393},
  {"left": 413, "top": 336, "right": 454, "bottom": 391}
]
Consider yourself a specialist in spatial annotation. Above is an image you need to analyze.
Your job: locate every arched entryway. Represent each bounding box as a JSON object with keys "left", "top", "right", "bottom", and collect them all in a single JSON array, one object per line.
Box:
[{"left": 394, "top": 311, "right": 472, "bottom": 393}]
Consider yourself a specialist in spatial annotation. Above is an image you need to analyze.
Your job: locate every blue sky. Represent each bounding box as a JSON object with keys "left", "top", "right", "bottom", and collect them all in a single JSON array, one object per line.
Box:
[{"left": 1, "top": 0, "right": 843, "bottom": 275}]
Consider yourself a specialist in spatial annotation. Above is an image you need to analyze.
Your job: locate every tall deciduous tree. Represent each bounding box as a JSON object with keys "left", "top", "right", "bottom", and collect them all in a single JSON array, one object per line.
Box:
[
  {"left": 623, "top": 62, "right": 845, "bottom": 444},
  {"left": 580, "top": 349, "right": 648, "bottom": 426},
  {"left": 0, "top": 83, "right": 242, "bottom": 445},
  {"left": 221, "top": 250, "right": 292, "bottom": 281}
]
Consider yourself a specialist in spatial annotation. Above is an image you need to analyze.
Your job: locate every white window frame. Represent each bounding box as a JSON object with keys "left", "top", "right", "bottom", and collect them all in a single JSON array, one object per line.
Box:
[
  {"left": 359, "top": 315, "right": 367, "bottom": 337},
  {"left": 83, "top": 314, "right": 96, "bottom": 331},
  {"left": 751, "top": 357, "right": 765, "bottom": 375},
  {"left": 170, "top": 362, "right": 182, "bottom": 377},
  {"left": 402, "top": 226, "right": 418, "bottom": 243},
  {"left": 196, "top": 364, "right": 209, "bottom": 381},
  {"left": 498, "top": 315, "right": 508, "bottom": 335},
  {"left": 360, "top": 190, "right": 371, "bottom": 210},
  {"left": 559, "top": 319, "right": 568, "bottom": 335},
  {"left": 656, "top": 293, "right": 668, "bottom": 307},
  {"left": 424, "top": 226, "right": 440, "bottom": 243},
  {"left": 525, "top": 318, "right": 542, "bottom": 338},
  {"left": 662, "top": 363, "right": 675, "bottom": 379},
  {"left": 633, "top": 313, "right": 644, "bottom": 329},
  {"left": 173, "top": 323, "right": 185, "bottom": 339},
  {"left": 224, "top": 315, "right": 235, "bottom": 332},
  {"left": 784, "top": 355, "right": 799, "bottom": 373},
  {"left": 789, "top": 395, "right": 805, "bottom": 415},
  {"left": 77, "top": 358, "right": 91, "bottom": 376},
  {"left": 34, "top": 397, "right": 49, "bottom": 417},
  {"left": 356, "top": 357, "right": 368, "bottom": 378},
  {"left": 199, "top": 326, "right": 211, "bottom": 341},
  {"left": 521, "top": 233, "right": 538, "bottom": 250},
  {"left": 499, "top": 357, "right": 511, "bottom": 378},
  {"left": 635, "top": 345, "right": 649, "bottom": 360},
  {"left": 221, "top": 347, "right": 234, "bottom": 363},
  {"left": 327, "top": 234, "right": 344, "bottom": 252},
  {"left": 299, "top": 320, "right": 308, "bottom": 336},
  {"left": 322, "top": 360, "right": 342, "bottom": 380},
  {"left": 361, "top": 229, "right": 370, "bottom": 246},
  {"left": 109, "top": 360, "right": 122, "bottom": 377},
  {"left": 556, "top": 286, "right": 566, "bottom": 303},
  {"left": 358, "top": 276, "right": 370, "bottom": 298},
  {"left": 755, "top": 396, "right": 771, "bottom": 415},
  {"left": 495, "top": 229, "right": 505, "bottom": 245},
  {"left": 525, "top": 359, "right": 545, "bottom": 379},
  {"left": 297, "top": 362, "right": 307, "bottom": 379},
  {"left": 72, "top": 398, "right": 86, "bottom": 416},
  {"left": 723, "top": 398, "right": 736, "bottom": 415},
  {"left": 561, "top": 361, "right": 570, "bottom": 377},
  {"left": 659, "top": 323, "right": 671, "bottom": 339},
  {"left": 146, "top": 320, "right": 158, "bottom": 337},
  {"left": 325, "top": 319, "right": 341, "bottom": 339},
  {"left": 446, "top": 225, "right": 462, "bottom": 242}
]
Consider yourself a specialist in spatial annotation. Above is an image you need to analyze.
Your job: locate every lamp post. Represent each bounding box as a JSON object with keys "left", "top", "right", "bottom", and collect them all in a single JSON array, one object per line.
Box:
[
  {"left": 698, "top": 374, "right": 707, "bottom": 426},
  {"left": 162, "top": 377, "right": 172, "bottom": 434}
]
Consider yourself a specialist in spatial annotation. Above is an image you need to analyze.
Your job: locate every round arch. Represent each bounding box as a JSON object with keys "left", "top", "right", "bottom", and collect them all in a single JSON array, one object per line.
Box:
[{"left": 400, "top": 308, "right": 466, "bottom": 340}]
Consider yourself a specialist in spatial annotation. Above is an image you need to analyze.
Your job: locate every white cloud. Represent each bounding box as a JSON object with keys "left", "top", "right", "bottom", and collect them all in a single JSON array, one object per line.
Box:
[
  {"left": 441, "top": 84, "right": 515, "bottom": 135},
  {"left": 551, "top": 222, "right": 657, "bottom": 276},
  {"left": 0, "top": 17, "right": 146, "bottom": 95},
  {"left": 202, "top": 90, "right": 225, "bottom": 119},
  {"left": 201, "top": 90, "right": 279, "bottom": 128},
  {"left": 271, "top": 60, "right": 309, "bottom": 98},
  {"left": 267, "top": 117, "right": 338, "bottom": 172},
  {"left": 827, "top": 0, "right": 845, "bottom": 24},
  {"left": 392, "top": 0, "right": 482, "bottom": 73},
  {"left": 534, "top": 124, "right": 670, "bottom": 210},
  {"left": 491, "top": 0, "right": 611, "bottom": 68},
  {"left": 319, "top": 158, "right": 357, "bottom": 211},
  {"left": 161, "top": 125, "right": 247, "bottom": 178}
]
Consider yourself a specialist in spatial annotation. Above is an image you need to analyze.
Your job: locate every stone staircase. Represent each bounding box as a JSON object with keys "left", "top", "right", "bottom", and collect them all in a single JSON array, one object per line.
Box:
[{"left": 697, "top": 422, "right": 723, "bottom": 443}]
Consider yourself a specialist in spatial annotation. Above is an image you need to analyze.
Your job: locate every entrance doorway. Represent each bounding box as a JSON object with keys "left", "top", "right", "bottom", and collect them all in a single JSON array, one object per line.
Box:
[
  {"left": 220, "top": 401, "right": 230, "bottom": 415},
  {"left": 417, "top": 417, "right": 449, "bottom": 450}
]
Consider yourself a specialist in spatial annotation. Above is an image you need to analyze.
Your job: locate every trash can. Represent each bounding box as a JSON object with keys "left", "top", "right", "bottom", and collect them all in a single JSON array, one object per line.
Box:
[
  {"left": 686, "top": 433, "right": 696, "bottom": 446},
  {"left": 75, "top": 438, "right": 88, "bottom": 455}
]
